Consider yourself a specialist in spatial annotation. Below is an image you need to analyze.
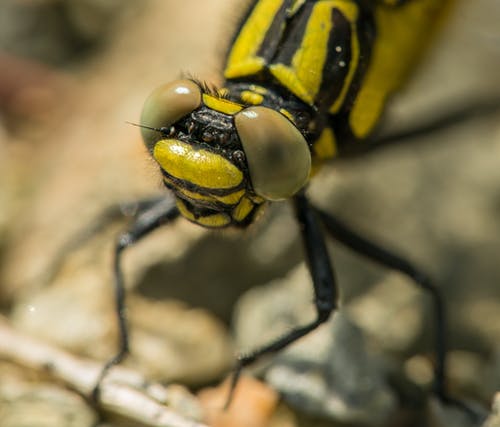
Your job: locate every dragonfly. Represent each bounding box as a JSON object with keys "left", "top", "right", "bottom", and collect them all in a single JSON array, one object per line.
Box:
[{"left": 95, "top": 0, "right": 483, "bottom": 416}]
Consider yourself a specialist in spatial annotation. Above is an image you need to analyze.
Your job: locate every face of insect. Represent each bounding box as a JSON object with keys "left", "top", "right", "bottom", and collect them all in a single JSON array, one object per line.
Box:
[{"left": 140, "top": 79, "right": 311, "bottom": 228}]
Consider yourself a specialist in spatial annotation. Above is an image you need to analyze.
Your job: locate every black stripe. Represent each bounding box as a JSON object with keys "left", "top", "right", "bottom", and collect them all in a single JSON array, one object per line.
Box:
[
  {"left": 327, "top": 6, "right": 375, "bottom": 145},
  {"left": 256, "top": 0, "right": 293, "bottom": 60},
  {"left": 316, "top": 8, "right": 353, "bottom": 109},
  {"left": 271, "top": 2, "right": 314, "bottom": 67},
  {"left": 178, "top": 197, "right": 230, "bottom": 221},
  {"left": 341, "top": 6, "right": 375, "bottom": 110}
]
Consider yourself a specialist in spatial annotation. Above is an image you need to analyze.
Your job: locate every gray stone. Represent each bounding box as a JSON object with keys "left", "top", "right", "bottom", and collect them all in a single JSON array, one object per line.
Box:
[
  {"left": 482, "top": 393, "right": 500, "bottom": 427},
  {"left": 234, "top": 264, "right": 397, "bottom": 426},
  {"left": 0, "top": 374, "right": 97, "bottom": 427}
]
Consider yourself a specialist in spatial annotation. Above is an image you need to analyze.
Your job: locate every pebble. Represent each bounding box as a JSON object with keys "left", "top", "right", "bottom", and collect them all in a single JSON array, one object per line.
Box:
[
  {"left": 0, "top": 367, "right": 97, "bottom": 427},
  {"left": 233, "top": 264, "right": 398, "bottom": 426}
]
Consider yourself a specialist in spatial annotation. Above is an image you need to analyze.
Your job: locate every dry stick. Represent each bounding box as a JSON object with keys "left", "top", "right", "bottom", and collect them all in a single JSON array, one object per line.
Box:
[{"left": 0, "top": 316, "right": 208, "bottom": 427}]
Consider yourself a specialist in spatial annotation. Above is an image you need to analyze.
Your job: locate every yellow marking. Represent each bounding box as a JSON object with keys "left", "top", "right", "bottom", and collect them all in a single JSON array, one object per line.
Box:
[
  {"left": 232, "top": 197, "right": 255, "bottom": 222},
  {"left": 154, "top": 139, "right": 243, "bottom": 189},
  {"left": 310, "top": 127, "right": 337, "bottom": 177},
  {"left": 202, "top": 94, "right": 243, "bottom": 115},
  {"left": 176, "top": 198, "right": 196, "bottom": 221},
  {"left": 176, "top": 199, "right": 231, "bottom": 228},
  {"left": 217, "top": 88, "right": 229, "bottom": 97},
  {"left": 197, "top": 214, "right": 231, "bottom": 228},
  {"left": 249, "top": 85, "right": 269, "bottom": 95},
  {"left": 164, "top": 176, "right": 245, "bottom": 205},
  {"left": 181, "top": 188, "right": 245, "bottom": 206},
  {"left": 249, "top": 194, "right": 265, "bottom": 204},
  {"left": 310, "top": 161, "right": 321, "bottom": 177},
  {"left": 280, "top": 2, "right": 334, "bottom": 103},
  {"left": 225, "top": 58, "right": 266, "bottom": 78},
  {"left": 269, "top": 2, "right": 359, "bottom": 107},
  {"left": 349, "top": 0, "right": 452, "bottom": 138},
  {"left": 241, "top": 90, "right": 264, "bottom": 105},
  {"left": 177, "top": 186, "right": 215, "bottom": 203},
  {"left": 225, "top": 0, "right": 285, "bottom": 78},
  {"left": 279, "top": 108, "right": 296, "bottom": 124},
  {"left": 270, "top": 64, "right": 314, "bottom": 105},
  {"left": 328, "top": 3, "right": 360, "bottom": 113},
  {"left": 289, "top": 0, "right": 307, "bottom": 16},
  {"left": 313, "top": 127, "right": 337, "bottom": 160}
]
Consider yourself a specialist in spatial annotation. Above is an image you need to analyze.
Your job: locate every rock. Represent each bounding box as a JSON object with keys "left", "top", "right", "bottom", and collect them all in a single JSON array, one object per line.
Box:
[
  {"left": 482, "top": 393, "right": 500, "bottom": 427},
  {"left": 198, "top": 376, "right": 279, "bottom": 427},
  {"left": 127, "top": 296, "right": 234, "bottom": 385},
  {"left": 11, "top": 272, "right": 234, "bottom": 387},
  {"left": 233, "top": 264, "right": 398, "bottom": 426},
  {"left": 265, "top": 314, "right": 397, "bottom": 426},
  {"left": 347, "top": 272, "right": 425, "bottom": 356},
  {"left": 1, "top": 1, "right": 499, "bottom": 426},
  {"left": 427, "top": 397, "right": 488, "bottom": 427},
  {"left": 0, "top": 1, "right": 134, "bottom": 66},
  {"left": 0, "top": 364, "right": 97, "bottom": 427},
  {"left": 446, "top": 351, "right": 499, "bottom": 404},
  {"left": 11, "top": 268, "right": 118, "bottom": 360}
]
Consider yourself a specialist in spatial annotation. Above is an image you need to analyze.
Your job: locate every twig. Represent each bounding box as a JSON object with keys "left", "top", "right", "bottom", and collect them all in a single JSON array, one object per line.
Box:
[{"left": 0, "top": 316, "right": 209, "bottom": 427}]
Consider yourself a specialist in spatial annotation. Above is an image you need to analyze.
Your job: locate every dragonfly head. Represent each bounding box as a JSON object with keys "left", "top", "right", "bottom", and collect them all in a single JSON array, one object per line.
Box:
[{"left": 140, "top": 79, "right": 311, "bottom": 228}]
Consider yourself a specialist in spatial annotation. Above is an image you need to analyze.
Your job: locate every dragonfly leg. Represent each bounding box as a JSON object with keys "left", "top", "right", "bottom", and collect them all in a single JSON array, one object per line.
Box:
[
  {"left": 226, "top": 192, "right": 338, "bottom": 407},
  {"left": 91, "top": 194, "right": 180, "bottom": 402}
]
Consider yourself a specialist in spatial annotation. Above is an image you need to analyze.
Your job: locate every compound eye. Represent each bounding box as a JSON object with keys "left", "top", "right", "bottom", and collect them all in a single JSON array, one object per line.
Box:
[
  {"left": 235, "top": 106, "right": 311, "bottom": 201},
  {"left": 140, "top": 79, "right": 202, "bottom": 151}
]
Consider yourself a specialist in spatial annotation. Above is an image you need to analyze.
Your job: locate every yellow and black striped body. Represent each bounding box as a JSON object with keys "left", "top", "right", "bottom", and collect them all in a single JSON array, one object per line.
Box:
[
  {"left": 144, "top": 0, "right": 451, "bottom": 228},
  {"left": 224, "top": 0, "right": 451, "bottom": 161}
]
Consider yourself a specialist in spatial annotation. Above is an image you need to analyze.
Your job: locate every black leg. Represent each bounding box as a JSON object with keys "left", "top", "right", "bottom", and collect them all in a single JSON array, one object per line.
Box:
[
  {"left": 92, "top": 194, "right": 180, "bottom": 401},
  {"left": 313, "top": 207, "right": 486, "bottom": 420},
  {"left": 313, "top": 207, "right": 459, "bottom": 400},
  {"left": 226, "top": 192, "right": 338, "bottom": 407},
  {"left": 369, "top": 99, "right": 500, "bottom": 150}
]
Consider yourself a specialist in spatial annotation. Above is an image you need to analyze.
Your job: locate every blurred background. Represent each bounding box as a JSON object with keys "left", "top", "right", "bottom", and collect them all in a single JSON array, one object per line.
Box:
[{"left": 0, "top": 0, "right": 499, "bottom": 426}]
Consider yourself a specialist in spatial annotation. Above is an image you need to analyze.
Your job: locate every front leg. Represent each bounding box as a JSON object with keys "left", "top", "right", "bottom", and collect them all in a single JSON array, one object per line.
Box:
[
  {"left": 92, "top": 194, "right": 180, "bottom": 401},
  {"left": 226, "top": 191, "right": 338, "bottom": 406}
]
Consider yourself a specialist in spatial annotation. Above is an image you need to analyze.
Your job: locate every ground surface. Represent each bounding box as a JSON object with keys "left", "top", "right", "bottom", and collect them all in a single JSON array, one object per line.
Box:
[{"left": 0, "top": 1, "right": 499, "bottom": 426}]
